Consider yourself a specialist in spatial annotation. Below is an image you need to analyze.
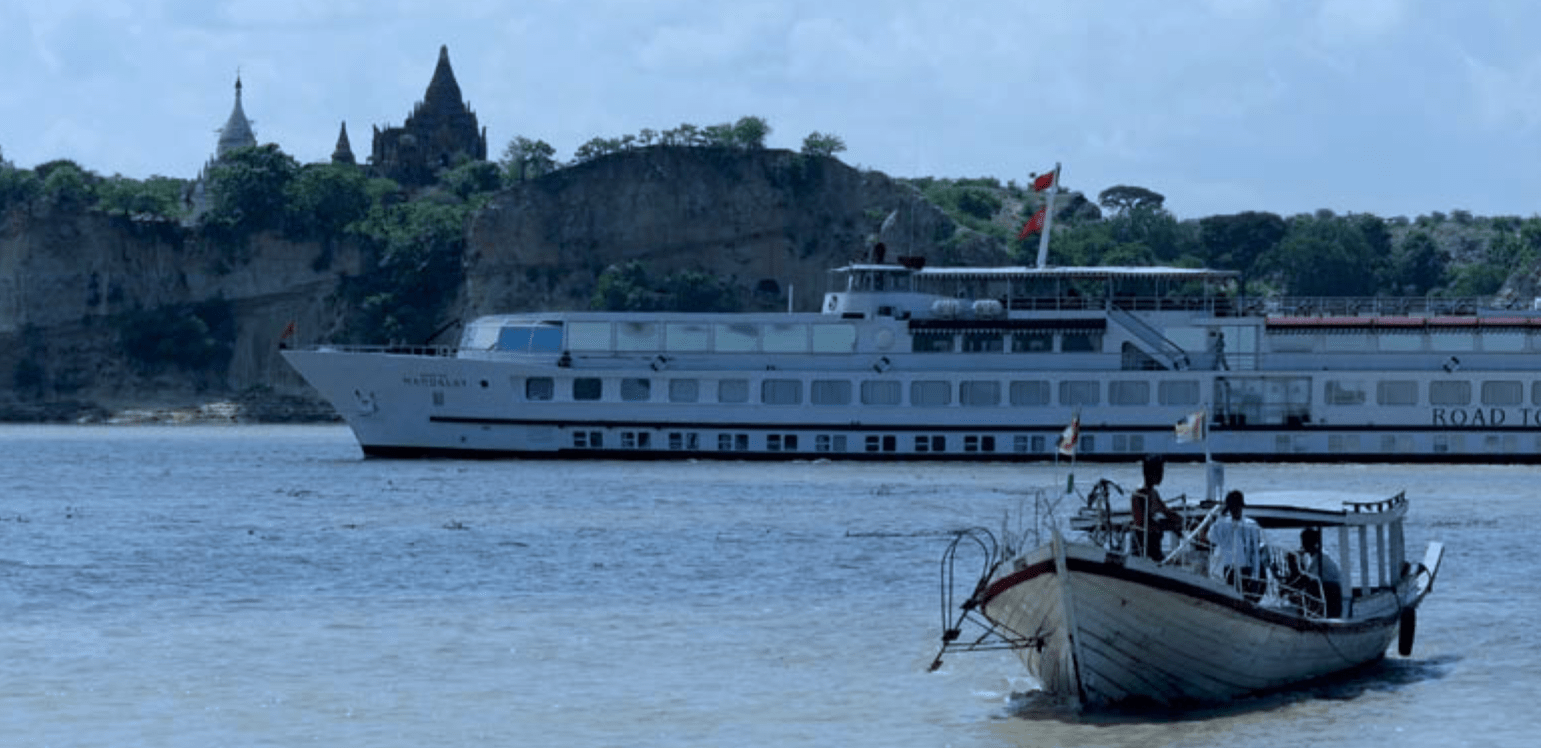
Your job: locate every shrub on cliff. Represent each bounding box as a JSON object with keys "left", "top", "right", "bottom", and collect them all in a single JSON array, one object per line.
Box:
[
  {"left": 95, "top": 175, "right": 187, "bottom": 220},
  {"left": 204, "top": 144, "right": 300, "bottom": 237},
  {"left": 117, "top": 299, "right": 237, "bottom": 372}
]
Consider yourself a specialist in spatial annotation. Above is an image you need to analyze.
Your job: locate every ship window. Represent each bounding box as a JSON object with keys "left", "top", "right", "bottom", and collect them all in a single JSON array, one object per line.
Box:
[
  {"left": 764, "top": 323, "right": 810, "bottom": 353},
  {"left": 767, "top": 434, "right": 799, "bottom": 451},
  {"left": 718, "top": 379, "right": 749, "bottom": 403},
  {"left": 573, "top": 377, "right": 603, "bottom": 401},
  {"left": 1533, "top": 381, "right": 1541, "bottom": 406},
  {"left": 1159, "top": 380, "right": 1200, "bottom": 406},
  {"left": 812, "top": 324, "right": 857, "bottom": 353},
  {"left": 1010, "top": 381, "right": 1051, "bottom": 406},
  {"left": 962, "top": 333, "right": 1004, "bottom": 352},
  {"left": 1109, "top": 381, "right": 1149, "bottom": 406},
  {"left": 717, "top": 433, "right": 750, "bottom": 451},
  {"left": 811, "top": 380, "right": 852, "bottom": 406},
  {"left": 963, "top": 435, "right": 996, "bottom": 452},
  {"left": 915, "top": 435, "right": 945, "bottom": 452},
  {"left": 762, "top": 379, "right": 803, "bottom": 405},
  {"left": 1325, "top": 380, "right": 1368, "bottom": 405},
  {"left": 1012, "top": 333, "right": 1053, "bottom": 352},
  {"left": 669, "top": 379, "right": 699, "bottom": 403},
  {"left": 667, "top": 432, "right": 700, "bottom": 450},
  {"left": 615, "top": 322, "right": 661, "bottom": 352},
  {"left": 714, "top": 324, "right": 760, "bottom": 352},
  {"left": 566, "top": 322, "right": 612, "bottom": 352},
  {"left": 1058, "top": 381, "right": 1100, "bottom": 406},
  {"left": 911, "top": 380, "right": 952, "bottom": 407},
  {"left": 665, "top": 323, "right": 711, "bottom": 352},
  {"left": 621, "top": 378, "right": 651, "bottom": 402},
  {"left": 1377, "top": 380, "right": 1418, "bottom": 406},
  {"left": 496, "top": 324, "right": 563, "bottom": 353},
  {"left": 1482, "top": 380, "right": 1523, "bottom": 406},
  {"left": 865, "top": 435, "right": 897, "bottom": 452},
  {"left": 432, "top": 390, "right": 444, "bottom": 407},
  {"left": 861, "top": 380, "right": 902, "bottom": 406},
  {"left": 960, "top": 381, "right": 1000, "bottom": 407},
  {"left": 525, "top": 377, "right": 554, "bottom": 401},
  {"left": 1429, "top": 380, "right": 1471, "bottom": 406},
  {"left": 1061, "top": 332, "right": 1102, "bottom": 352},
  {"left": 1483, "top": 333, "right": 1526, "bottom": 353},
  {"left": 1080, "top": 434, "right": 1096, "bottom": 453},
  {"left": 621, "top": 432, "right": 651, "bottom": 449},
  {"left": 573, "top": 430, "right": 603, "bottom": 448},
  {"left": 912, "top": 333, "right": 954, "bottom": 353},
  {"left": 816, "top": 434, "right": 848, "bottom": 452}
]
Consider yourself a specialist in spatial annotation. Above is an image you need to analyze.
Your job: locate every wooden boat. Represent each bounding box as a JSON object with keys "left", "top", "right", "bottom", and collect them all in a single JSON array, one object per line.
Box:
[{"left": 931, "top": 479, "right": 1444, "bottom": 707}]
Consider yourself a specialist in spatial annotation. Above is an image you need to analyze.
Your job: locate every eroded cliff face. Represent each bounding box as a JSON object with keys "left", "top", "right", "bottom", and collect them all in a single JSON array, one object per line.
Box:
[
  {"left": 462, "top": 147, "right": 962, "bottom": 317},
  {"left": 1, "top": 148, "right": 996, "bottom": 419},
  {"left": 0, "top": 201, "right": 365, "bottom": 414}
]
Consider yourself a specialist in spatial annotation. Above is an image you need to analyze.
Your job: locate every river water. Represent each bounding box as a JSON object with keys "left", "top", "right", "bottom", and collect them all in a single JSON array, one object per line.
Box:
[{"left": 0, "top": 425, "right": 1530, "bottom": 747}]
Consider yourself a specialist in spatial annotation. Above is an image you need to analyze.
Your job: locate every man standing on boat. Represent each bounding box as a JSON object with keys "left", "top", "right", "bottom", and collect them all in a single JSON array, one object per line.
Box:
[
  {"left": 1131, "top": 455, "right": 1185, "bottom": 560},
  {"left": 1301, "top": 526, "right": 1344, "bottom": 617},
  {"left": 1207, "top": 490, "right": 1266, "bottom": 601}
]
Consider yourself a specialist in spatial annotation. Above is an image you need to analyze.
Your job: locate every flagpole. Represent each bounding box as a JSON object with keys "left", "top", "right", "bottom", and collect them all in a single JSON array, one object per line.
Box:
[{"left": 1034, "top": 162, "right": 1060, "bottom": 269}]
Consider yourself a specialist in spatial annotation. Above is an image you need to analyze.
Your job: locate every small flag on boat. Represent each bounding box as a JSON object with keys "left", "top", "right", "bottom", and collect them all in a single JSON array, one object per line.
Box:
[
  {"left": 1017, "top": 206, "right": 1048, "bottom": 240},
  {"left": 1057, "top": 414, "right": 1080, "bottom": 457},
  {"left": 278, "top": 320, "right": 297, "bottom": 348},
  {"left": 1175, "top": 410, "right": 1206, "bottom": 443},
  {"left": 1031, "top": 169, "right": 1057, "bottom": 192}
]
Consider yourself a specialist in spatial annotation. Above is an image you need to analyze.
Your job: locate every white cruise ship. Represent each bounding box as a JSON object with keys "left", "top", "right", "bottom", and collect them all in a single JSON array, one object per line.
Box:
[{"left": 282, "top": 259, "right": 1541, "bottom": 462}]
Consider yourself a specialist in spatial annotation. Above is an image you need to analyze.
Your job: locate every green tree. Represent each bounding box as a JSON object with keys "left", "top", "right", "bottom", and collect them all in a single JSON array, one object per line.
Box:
[
  {"left": 1383, "top": 230, "right": 1446, "bottom": 295},
  {"left": 499, "top": 136, "right": 558, "bottom": 183},
  {"left": 348, "top": 199, "right": 470, "bottom": 343},
  {"left": 1097, "top": 185, "right": 1165, "bottom": 215},
  {"left": 94, "top": 175, "right": 187, "bottom": 219},
  {"left": 204, "top": 144, "right": 300, "bottom": 235},
  {"left": 0, "top": 160, "right": 42, "bottom": 211},
  {"left": 37, "top": 160, "right": 96, "bottom": 208},
  {"left": 801, "top": 132, "right": 847, "bottom": 158},
  {"left": 1199, "top": 212, "right": 1286, "bottom": 273},
  {"left": 731, "top": 116, "right": 771, "bottom": 149},
  {"left": 1257, "top": 214, "right": 1377, "bottom": 296},
  {"left": 438, "top": 159, "right": 502, "bottom": 201},
  {"left": 283, "top": 163, "right": 370, "bottom": 240}
]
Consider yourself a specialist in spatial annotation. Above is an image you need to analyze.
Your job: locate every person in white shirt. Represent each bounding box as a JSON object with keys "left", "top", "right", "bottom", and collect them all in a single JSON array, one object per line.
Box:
[
  {"left": 1206, "top": 490, "right": 1266, "bottom": 602},
  {"left": 1301, "top": 526, "right": 1343, "bottom": 617}
]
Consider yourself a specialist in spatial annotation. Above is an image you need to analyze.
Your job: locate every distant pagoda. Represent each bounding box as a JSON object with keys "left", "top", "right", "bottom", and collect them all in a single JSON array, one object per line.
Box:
[
  {"left": 185, "top": 74, "right": 260, "bottom": 222},
  {"left": 370, "top": 45, "right": 488, "bottom": 186},
  {"left": 331, "top": 121, "right": 356, "bottom": 165}
]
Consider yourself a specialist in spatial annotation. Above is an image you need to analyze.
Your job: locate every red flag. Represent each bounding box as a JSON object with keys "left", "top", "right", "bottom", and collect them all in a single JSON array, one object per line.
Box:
[
  {"left": 1031, "top": 170, "right": 1056, "bottom": 192},
  {"left": 1017, "top": 207, "right": 1047, "bottom": 240},
  {"left": 279, "top": 320, "right": 297, "bottom": 342}
]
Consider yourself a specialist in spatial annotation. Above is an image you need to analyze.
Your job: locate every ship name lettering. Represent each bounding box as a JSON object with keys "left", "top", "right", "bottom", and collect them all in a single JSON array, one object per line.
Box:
[
  {"left": 1431, "top": 408, "right": 1520, "bottom": 427},
  {"left": 402, "top": 373, "right": 467, "bottom": 388}
]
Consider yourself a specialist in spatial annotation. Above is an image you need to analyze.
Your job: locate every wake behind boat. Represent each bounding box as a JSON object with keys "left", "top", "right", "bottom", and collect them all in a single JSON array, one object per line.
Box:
[{"left": 930, "top": 463, "right": 1444, "bottom": 708}]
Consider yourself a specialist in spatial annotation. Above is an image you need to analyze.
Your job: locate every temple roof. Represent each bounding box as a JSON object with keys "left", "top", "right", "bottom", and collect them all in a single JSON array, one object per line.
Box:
[
  {"left": 217, "top": 75, "right": 256, "bottom": 157},
  {"left": 331, "top": 121, "right": 356, "bottom": 165},
  {"left": 422, "top": 45, "right": 464, "bottom": 112}
]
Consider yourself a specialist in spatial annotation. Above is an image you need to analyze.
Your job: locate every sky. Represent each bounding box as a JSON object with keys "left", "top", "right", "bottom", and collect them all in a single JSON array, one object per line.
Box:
[{"left": 3, "top": 0, "right": 1541, "bottom": 220}]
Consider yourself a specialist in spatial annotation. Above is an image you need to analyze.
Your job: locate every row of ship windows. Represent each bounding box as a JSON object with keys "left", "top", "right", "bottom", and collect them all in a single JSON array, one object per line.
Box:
[
  {"left": 512, "top": 376, "right": 1541, "bottom": 408},
  {"left": 522, "top": 376, "right": 1202, "bottom": 407},
  {"left": 1326, "top": 379, "right": 1541, "bottom": 407},
  {"left": 567, "top": 430, "right": 1538, "bottom": 454},
  {"left": 569, "top": 431, "right": 1128, "bottom": 454}
]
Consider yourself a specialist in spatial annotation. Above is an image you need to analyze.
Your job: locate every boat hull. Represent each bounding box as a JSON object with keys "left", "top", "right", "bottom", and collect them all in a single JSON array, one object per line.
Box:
[{"left": 980, "top": 535, "right": 1414, "bottom": 706}]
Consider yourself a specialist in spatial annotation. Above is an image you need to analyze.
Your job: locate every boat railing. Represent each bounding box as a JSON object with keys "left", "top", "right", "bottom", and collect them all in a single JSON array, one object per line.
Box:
[
  {"left": 300, "top": 344, "right": 459, "bottom": 357},
  {"left": 1263, "top": 295, "right": 1503, "bottom": 317}
]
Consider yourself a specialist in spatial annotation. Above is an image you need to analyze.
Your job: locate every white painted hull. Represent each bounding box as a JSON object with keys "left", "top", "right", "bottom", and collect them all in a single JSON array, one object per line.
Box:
[{"left": 980, "top": 535, "right": 1420, "bottom": 706}]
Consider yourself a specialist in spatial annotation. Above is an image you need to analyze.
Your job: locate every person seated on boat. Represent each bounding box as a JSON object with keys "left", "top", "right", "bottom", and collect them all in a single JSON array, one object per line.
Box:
[
  {"left": 1130, "top": 454, "right": 1185, "bottom": 561},
  {"left": 1205, "top": 490, "right": 1266, "bottom": 602},
  {"left": 1300, "top": 526, "right": 1344, "bottom": 618}
]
